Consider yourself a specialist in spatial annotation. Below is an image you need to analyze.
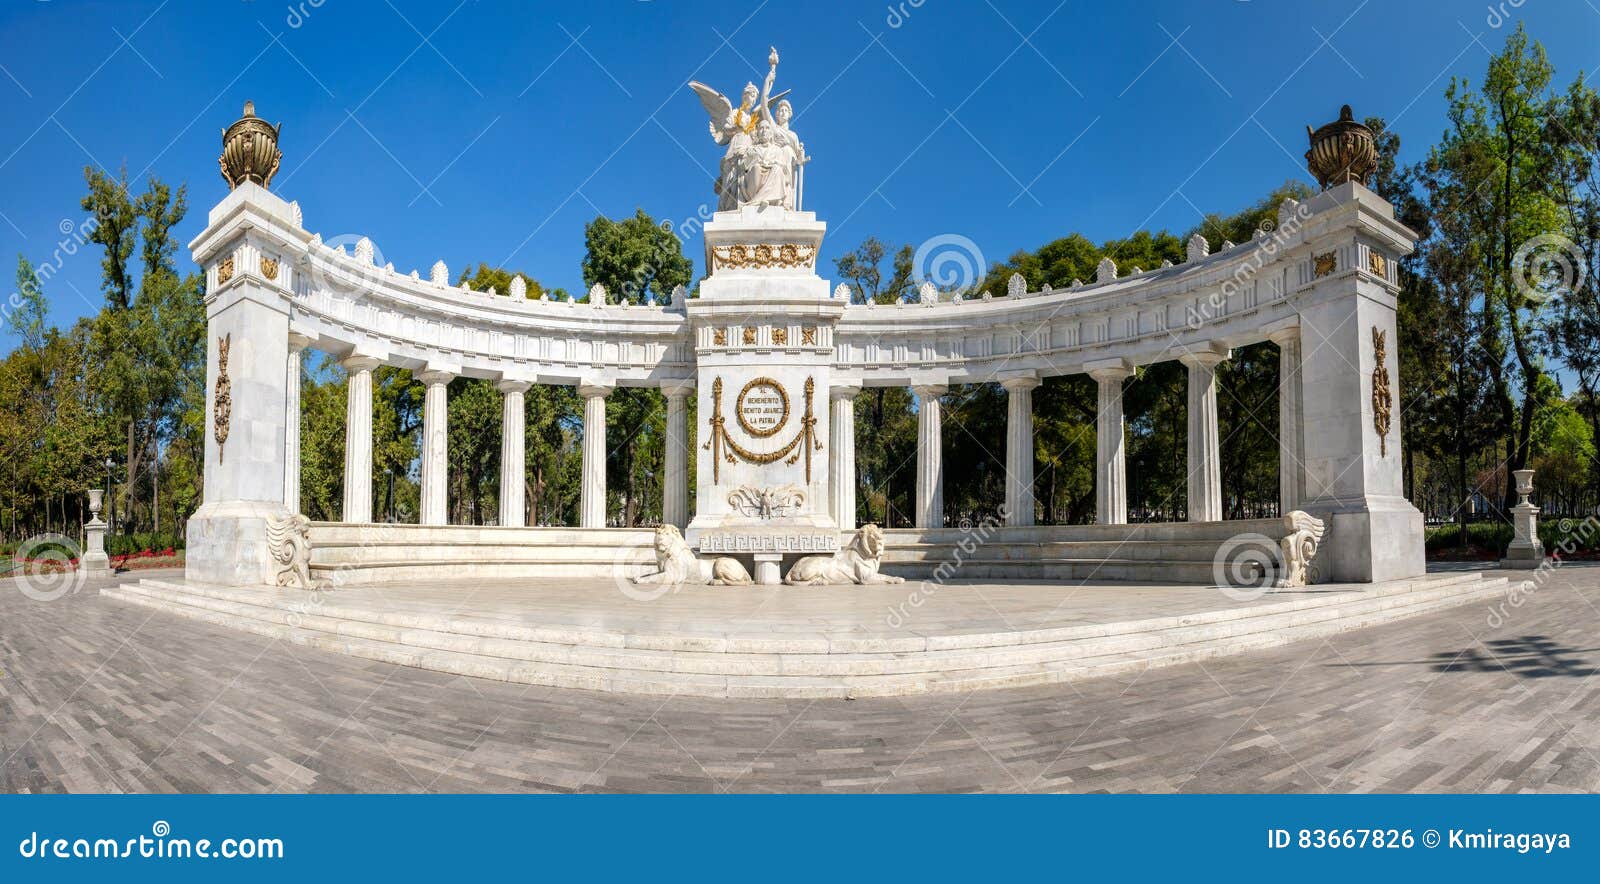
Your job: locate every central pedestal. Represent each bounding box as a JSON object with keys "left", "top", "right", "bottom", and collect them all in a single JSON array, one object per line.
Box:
[{"left": 685, "top": 206, "right": 845, "bottom": 582}]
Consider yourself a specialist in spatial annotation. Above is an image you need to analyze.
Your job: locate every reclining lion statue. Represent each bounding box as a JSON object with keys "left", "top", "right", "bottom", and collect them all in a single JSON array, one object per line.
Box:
[
  {"left": 784, "top": 523, "right": 905, "bottom": 586},
  {"left": 634, "top": 524, "right": 753, "bottom": 586}
]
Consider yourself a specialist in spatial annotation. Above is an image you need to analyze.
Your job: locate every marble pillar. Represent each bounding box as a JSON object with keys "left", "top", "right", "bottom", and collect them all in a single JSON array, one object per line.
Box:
[
  {"left": 829, "top": 385, "right": 859, "bottom": 530},
  {"left": 341, "top": 355, "right": 379, "bottom": 523},
  {"left": 1087, "top": 359, "right": 1134, "bottom": 525},
  {"left": 417, "top": 369, "right": 454, "bottom": 526},
  {"left": 1267, "top": 322, "right": 1306, "bottom": 514},
  {"left": 284, "top": 333, "right": 310, "bottom": 514},
  {"left": 498, "top": 380, "right": 530, "bottom": 528},
  {"left": 1180, "top": 348, "right": 1228, "bottom": 523},
  {"left": 662, "top": 383, "right": 693, "bottom": 530},
  {"left": 913, "top": 383, "right": 947, "bottom": 529},
  {"left": 579, "top": 383, "right": 612, "bottom": 528},
  {"left": 999, "top": 373, "right": 1040, "bottom": 527}
]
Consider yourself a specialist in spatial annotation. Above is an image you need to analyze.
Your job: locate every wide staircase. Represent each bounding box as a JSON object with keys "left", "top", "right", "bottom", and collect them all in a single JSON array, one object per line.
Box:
[
  {"left": 307, "top": 523, "right": 657, "bottom": 584},
  {"left": 309, "top": 521, "right": 1293, "bottom": 585},
  {"left": 102, "top": 571, "right": 1510, "bottom": 699},
  {"left": 880, "top": 520, "right": 1289, "bottom": 583}
]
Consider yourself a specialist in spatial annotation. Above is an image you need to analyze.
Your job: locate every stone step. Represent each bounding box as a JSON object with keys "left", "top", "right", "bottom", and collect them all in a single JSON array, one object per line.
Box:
[
  {"left": 103, "top": 575, "right": 1509, "bottom": 698},
  {"left": 123, "top": 571, "right": 1486, "bottom": 654},
  {"left": 103, "top": 573, "right": 1508, "bottom": 695},
  {"left": 111, "top": 574, "right": 1495, "bottom": 678}
]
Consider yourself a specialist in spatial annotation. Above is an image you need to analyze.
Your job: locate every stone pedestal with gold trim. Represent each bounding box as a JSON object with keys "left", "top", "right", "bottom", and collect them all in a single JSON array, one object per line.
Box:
[{"left": 685, "top": 206, "right": 844, "bottom": 582}]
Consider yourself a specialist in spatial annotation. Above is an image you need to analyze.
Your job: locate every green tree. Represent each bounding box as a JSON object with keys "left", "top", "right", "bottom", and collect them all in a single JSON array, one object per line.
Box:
[{"left": 580, "top": 210, "right": 692, "bottom": 525}]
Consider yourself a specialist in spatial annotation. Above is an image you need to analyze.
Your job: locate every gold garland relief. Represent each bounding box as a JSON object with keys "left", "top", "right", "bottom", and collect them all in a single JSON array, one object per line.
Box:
[
  {"left": 260, "top": 255, "right": 279, "bottom": 281},
  {"left": 214, "top": 333, "right": 233, "bottom": 462},
  {"left": 712, "top": 242, "right": 817, "bottom": 271},
  {"left": 1367, "top": 250, "right": 1387, "bottom": 278},
  {"left": 217, "top": 256, "right": 235, "bottom": 285},
  {"left": 703, "top": 376, "right": 824, "bottom": 484},
  {"left": 1372, "top": 326, "right": 1392, "bottom": 456}
]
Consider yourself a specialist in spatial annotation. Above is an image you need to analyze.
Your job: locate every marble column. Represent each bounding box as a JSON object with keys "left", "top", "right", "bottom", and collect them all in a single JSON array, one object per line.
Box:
[
  {"left": 829, "top": 385, "right": 859, "bottom": 530},
  {"left": 1087, "top": 359, "right": 1134, "bottom": 525},
  {"left": 913, "top": 383, "right": 947, "bottom": 529},
  {"left": 579, "top": 383, "right": 612, "bottom": 528},
  {"left": 662, "top": 383, "right": 693, "bottom": 530},
  {"left": 284, "top": 333, "right": 311, "bottom": 514},
  {"left": 417, "top": 369, "right": 454, "bottom": 526},
  {"left": 341, "top": 355, "right": 379, "bottom": 523},
  {"left": 1180, "top": 348, "right": 1228, "bottom": 523},
  {"left": 1267, "top": 323, "right": 1305, "bottom": 513},
  {"left": 498, "top": 380, "right": 531, "bottom": 528},
  {"left": 999, "top": 373, "right": 1040, "bottom": 526}
]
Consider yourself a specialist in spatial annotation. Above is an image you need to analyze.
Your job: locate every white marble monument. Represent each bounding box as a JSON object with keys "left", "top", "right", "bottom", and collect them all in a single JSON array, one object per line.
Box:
[{"left": 179, "top": 87, "right": 1422, "bottom": 591}]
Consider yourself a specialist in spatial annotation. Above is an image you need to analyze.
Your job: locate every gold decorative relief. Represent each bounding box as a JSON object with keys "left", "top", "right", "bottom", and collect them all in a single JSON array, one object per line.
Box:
[
  {"left": 771, "top": 326, "right": 788, "bottom": 346},
  {"left": 218, "top": 256, "right": 235, "bottom": 285},
  {"left": 742, "top": 326, "right": 757, "bottom": 345},
  {"left": 712, "top": 327, "right": 728, "bottom": 347},
  {"left": 801, "top": 326, "right": 816, "bottom": 346},
  {"left": 711, "top": 242, "right": 817, "bottom": 271},
  {"left": 1367, "top": 250, "right": 1387, "bottom": 278},
  {"left": 214, "top": 333, "right": 233, "bottom": 462},
  {"left": 735, "top": 377, "right": 790, "bottom": 438},
  {"left": 1313, "top": 251, "right": 1337, "bottom": 278},
  {"left": 260, "top": 256, "right": 279, "bottom": 281},
  {"left": 1372, "top": 326, "right": 1392, "bottom": 456},
  {"left": 704, "top": 376, "right": 824, "bottom": 484}
]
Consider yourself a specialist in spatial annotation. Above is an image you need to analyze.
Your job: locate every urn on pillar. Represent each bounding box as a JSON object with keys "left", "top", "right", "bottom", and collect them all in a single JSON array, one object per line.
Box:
[
  {"left": 81, "top": 488, "right": 111, "bottom": 575},
  {"left": 220, "top": 101, "right": 283, "bottom": 190},
  {"left": 1305, "top": 105, "right": 1377, "bottom": 190},
  {"left": 1501, "top": 468, "right": 1548, "bottom": 569}
]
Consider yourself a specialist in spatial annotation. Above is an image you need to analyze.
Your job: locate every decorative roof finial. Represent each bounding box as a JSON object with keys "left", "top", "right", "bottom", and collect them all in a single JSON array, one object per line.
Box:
[
  {"left": 1305, "top": 104, "right": 1377, "bottom": 190},
  {"left": 220, "top": 101, "right": 283, "bottom": 190}
]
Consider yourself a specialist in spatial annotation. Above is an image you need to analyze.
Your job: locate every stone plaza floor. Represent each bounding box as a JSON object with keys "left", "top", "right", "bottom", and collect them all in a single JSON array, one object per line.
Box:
[{"left": 3, "top": 565, "right": 1599, "bottom": 792}]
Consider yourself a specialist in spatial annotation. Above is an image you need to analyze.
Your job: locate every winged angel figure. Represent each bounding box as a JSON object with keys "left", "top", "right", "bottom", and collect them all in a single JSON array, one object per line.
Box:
[{"left": 688, "top": 47, "right": 808, "bottom": 211}]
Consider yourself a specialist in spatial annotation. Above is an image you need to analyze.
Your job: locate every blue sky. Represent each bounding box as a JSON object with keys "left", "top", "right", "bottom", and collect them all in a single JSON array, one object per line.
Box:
[{"left": 1, "top": 0, "right": 1597, "bottom": 346}]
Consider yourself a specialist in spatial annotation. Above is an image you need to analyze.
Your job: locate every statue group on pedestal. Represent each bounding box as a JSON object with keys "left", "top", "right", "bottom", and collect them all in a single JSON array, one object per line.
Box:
[{"left": 689, "top": 47, "right": 810, "bottom": 211}]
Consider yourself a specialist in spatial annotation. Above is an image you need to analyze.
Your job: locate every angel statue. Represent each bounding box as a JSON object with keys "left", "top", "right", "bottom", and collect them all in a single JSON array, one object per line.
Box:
[{"left": 688, "top": 47, "right": 806, "bottom": 211}]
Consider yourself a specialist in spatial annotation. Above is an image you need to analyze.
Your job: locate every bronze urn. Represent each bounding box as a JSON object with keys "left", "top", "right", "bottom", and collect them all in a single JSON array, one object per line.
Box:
[
  {"left": 1305, "top": 105, "right": 1377, "bottom": 190},
  {"left": 220, "top": 101, "right": 282, "bottom": 190}
]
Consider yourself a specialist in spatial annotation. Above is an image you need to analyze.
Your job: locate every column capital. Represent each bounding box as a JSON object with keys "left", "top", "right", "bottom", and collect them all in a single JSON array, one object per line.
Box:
[
  {"left": 660, "top": 381, "right": 696, "bottom": 400},
  {"left": 340, "top": 354, "right": 381, "bottom": 373},
  {"left": 998, "top": 371, "right": 1041, "bottom": 392},
  {"left": 1177, "top": 345, "right": 1230, "bottom": 370},
  {"left": 1263, "top": 316, "right": 1302, "bottom": 346},
  {"left": 416, "top": 368, "right": 456, "bottom": 386},
  {"left": 578, "top": 381, "right": 614, "bottom": 400},
  {"left": 287, "top": 331, "right": 315, "bottom": 352},
  {"left": 495, "top": 378, "right": 532, "bottom": 394},
  {"left": 1085, "top": 357, "right": 1135, "bottom": 383},
  {"left": 829, "top": 383, "right": 862, "bottom": 401},
  {"left": 911, "top": 383, "right": 948, "bottom": 398}
]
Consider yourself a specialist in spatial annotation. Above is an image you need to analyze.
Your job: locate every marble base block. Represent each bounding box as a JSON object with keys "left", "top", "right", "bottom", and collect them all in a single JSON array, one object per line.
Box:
[{"left": 185, "top": 500, "right": 289, "bottom": 586}]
